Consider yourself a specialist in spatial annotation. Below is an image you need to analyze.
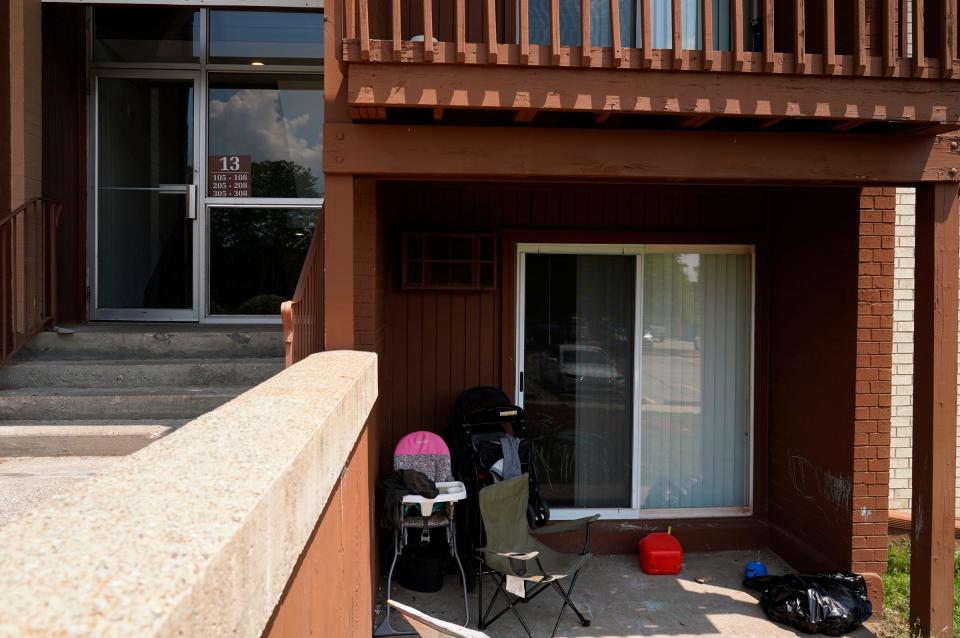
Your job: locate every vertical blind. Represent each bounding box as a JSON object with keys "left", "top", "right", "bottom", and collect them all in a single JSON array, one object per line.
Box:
[
  {"left": 640, "top": 252, "right": 752, "bottom": 509},
  {"left": 528, "top": 0, "right": 732, "bottom": 50}
]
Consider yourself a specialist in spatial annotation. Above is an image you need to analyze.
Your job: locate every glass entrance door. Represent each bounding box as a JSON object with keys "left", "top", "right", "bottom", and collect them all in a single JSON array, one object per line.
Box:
[{"left": 93, "top": 72, "right": 199, "bottom": 320}]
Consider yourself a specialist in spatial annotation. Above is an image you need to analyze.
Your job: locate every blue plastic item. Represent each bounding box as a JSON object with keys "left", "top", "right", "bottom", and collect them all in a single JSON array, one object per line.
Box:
[{"left": 745, "top": 560, "right": 768, "bottom": 579}]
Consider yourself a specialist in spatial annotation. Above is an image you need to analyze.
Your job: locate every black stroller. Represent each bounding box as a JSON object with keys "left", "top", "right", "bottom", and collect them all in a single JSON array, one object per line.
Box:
[{"left": 447, "top": 386, "right": 549, "bottom": 590}]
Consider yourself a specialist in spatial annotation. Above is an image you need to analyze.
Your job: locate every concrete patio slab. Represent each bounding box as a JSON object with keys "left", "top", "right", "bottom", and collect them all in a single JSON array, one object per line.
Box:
[{"left": 377, "top": 550, "right": 879, "bottom": 637}]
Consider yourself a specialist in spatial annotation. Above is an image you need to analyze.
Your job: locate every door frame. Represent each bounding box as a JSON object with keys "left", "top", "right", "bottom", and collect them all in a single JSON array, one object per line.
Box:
[
  {"left": 87, "top": 68, "right": 203, "bottom": 321},
  {"left": 515, "top": 242, "right": 757, "bottom": 521}
]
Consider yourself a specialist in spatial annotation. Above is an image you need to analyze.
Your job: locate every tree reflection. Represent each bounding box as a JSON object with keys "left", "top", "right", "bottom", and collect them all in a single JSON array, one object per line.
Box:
[{"left": 251, "top": 160, "right": 320, "bottom": 198}]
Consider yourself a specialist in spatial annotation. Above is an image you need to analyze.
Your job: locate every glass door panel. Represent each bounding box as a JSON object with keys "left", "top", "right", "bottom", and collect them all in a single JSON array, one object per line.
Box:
[
  {"left": 95, "top": 75, "right": 198, "bottom": 320},
  {"left": 520, "top": 252, "right": 636, "bottom": 509}
]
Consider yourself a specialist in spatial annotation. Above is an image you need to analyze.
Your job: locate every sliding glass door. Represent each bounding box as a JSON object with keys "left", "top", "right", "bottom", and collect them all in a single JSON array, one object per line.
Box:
[{"left": 517, "top": 245, "right": 753, "bottom": 518}]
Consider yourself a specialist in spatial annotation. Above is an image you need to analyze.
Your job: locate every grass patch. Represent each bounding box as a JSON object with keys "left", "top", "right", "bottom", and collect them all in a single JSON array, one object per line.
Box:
[{"left": 879, "top": 538, "right": 960, "bottom": 637}]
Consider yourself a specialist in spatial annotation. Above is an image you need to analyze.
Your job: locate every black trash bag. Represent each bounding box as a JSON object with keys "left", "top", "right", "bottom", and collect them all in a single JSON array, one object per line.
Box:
[{"left": 745, "top": 571, "right": 873, "bottom": 636}]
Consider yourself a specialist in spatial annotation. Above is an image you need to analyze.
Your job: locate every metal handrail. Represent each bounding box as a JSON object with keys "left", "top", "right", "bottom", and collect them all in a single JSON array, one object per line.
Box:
[
  {"left": 1, "top": 198, "right": 62, "bottom": 367},
  {"left": 281, "top": 209, "right": 324, "bottom": 367}
]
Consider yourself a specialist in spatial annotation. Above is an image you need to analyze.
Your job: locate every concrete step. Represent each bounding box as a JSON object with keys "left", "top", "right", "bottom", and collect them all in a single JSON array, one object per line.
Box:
[
  {"left": 0, "top": 358, "right": 283, "bottom": 389},
  {"left": 19, "top": 328, "right": 283, "bottom": 361},
  {"left": 0, "top": 420, "right": 186, "bottom": 457},
  {"left": 0, "top": 387, "right": 245, "bottom": 420}
]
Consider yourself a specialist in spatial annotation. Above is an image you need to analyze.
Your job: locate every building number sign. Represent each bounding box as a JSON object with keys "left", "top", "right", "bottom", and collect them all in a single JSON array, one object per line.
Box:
[{"left": 208, "top": 155, "right": 252, "bottom": 197}]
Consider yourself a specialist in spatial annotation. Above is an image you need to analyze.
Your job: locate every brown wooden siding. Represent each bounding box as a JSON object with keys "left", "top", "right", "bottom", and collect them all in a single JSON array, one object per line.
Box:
[
  {"left": 374, "top": 181, "right": 862, "bottom": 558},
  {"left": 42, "top": 4, "right": 87, "bottom": 323}
]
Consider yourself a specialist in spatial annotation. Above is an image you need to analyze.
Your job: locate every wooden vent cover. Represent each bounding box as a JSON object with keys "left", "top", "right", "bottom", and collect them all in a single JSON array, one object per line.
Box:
[{"left": 402, "top": 233, "right": 497, "bottom": 291}]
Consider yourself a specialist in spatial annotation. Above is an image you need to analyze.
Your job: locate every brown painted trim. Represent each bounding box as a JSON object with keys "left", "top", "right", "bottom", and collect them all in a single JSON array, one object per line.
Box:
[
  {"left": 910, "top": 183, "right": 959, "bottom": 638},
  {"left": 0, "top": 0, "right": 9, "bottom": 213},
  {"left": 347, "top": 62, "right": 960, "bottom": 124},
  {"left": 324, "top": 124, "right": 960, "bottom": 183}
]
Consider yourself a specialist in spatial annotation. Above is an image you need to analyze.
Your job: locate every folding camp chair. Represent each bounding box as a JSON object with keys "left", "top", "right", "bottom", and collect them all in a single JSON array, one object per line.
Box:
[
  {"left": 476, "top": 474, "right": 598, "bottom": 638},
  {"left": 386, "top": 600, "right": 490, "bottom": 638}
]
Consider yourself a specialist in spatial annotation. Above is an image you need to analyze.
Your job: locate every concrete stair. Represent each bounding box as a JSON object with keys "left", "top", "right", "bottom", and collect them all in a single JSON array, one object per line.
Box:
[{"left": 0, "top": 326, "right": 284, "bottom": 456}]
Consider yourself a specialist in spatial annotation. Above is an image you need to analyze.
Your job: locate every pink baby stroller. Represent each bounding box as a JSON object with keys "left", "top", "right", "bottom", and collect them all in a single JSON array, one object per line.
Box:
[{"left": 375, "top": 431, "right": 469, "bottom": 637}]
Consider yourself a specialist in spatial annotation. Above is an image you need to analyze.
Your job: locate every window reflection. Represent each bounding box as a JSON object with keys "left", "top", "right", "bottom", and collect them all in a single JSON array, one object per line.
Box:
[
  {"left": 209, "top": 208, "right": 317, "bottom": 315},
  {"left": 209, "top": 10, "right": 324, "bottom": 64},
  {"left": 94, "top": 7, "right": 200, "bottom": 63},
  {"left": 208, "top": 75, "right": 324, "bottom": 198}
]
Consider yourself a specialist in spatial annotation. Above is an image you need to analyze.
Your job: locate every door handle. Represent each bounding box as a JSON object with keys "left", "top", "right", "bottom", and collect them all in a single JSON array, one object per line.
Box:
[{"left": 186, "top": 184, "right": 197, "bottom": 220}]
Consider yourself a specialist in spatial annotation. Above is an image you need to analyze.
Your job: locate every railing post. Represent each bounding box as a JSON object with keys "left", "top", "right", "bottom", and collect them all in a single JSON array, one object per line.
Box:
[
  {"left": 359, "top": 0, "right": 370, "bottom": 60},
  {"left": 392, "top": 0, "right": 402, "bottom": 59},
  {"left": 855, "top": 0, "right": 867, "bottom": 74},
  {"left": 824, "top": 0, "right": 835, "bottom": 73},
  {"left": 702, "top": 0, "right": 714, "bottom": 69},
  {"left": 733, "top": 0, "right": 744, "bottom": 69},
  {"left": 914, "top": 0, "right": 926, "bottom": 75},
  {"left": 794, "top": 0, "right": 805, "bottom": 73},
  {"left": 641, "top": 0, "right": 652, "bottom": 67},
  {"left": 672, "top": 0, "right": 683, "bottom": 67},
  {"left": 486, "top": 0, "right": 498, "bottom": 63},
  {"left": 581, "top": 0, "right": 591, "bottom": 65},
  {"left": 883, "top": 0, "right": 895, "bottom": 75},
  {"left": 609, "top": 0, "right": 622, "bottom": 65},
  {"left": 423, "top": 0, "right": 434, "bottom": 61},
  {"left": 763, "top": 0, "right": 774, "bottom": 72},
  {"left": 942, "top": 0, "right": 955, "bottom": 77},
  {"left": 550, "top": 0, "right": 560, "bottom": 64},
  {"left": 520, "top": 0, "right": 530, "bottom": 63},
  {"left": 456, "top": 0, "right": 466, "bottom": 62}
]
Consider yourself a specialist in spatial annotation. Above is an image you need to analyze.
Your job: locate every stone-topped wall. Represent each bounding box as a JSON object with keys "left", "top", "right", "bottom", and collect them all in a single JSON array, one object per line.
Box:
[{"left": 0, "top": 351, "right": 378, "bottom": 637}]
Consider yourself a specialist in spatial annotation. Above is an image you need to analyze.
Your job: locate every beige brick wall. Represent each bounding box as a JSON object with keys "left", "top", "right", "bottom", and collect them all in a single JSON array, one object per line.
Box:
[{"left": 889, "top": 186, "right": 960, "bottom": 512}]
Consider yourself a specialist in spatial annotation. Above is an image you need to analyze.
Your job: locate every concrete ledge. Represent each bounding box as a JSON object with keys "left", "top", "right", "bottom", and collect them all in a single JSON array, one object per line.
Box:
[{"left": 0, "top": 351, "right": 377, "bottom": 637}]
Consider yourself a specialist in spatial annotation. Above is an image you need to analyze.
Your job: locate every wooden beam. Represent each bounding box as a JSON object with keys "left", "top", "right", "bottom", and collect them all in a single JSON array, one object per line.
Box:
[
  {"left": 824, "top": 0, "right": 835, "bottom": 73},
  {"left": 486, "top": 0, "right": 498, "bottom": 63},
  {"left": 347, "top": 63, "right": 960, "bottom": 126},
  {"left": 513, "top": 109, "right": 539, "bottom": 123},
  {"left": 681, "top": 114, "right": 718, "bottom": 128},
  {"left": 911, "top": 182, "right": 960, "bottom": 638},
  {"left": 581, "top": 0, "right": 591, "bottom": 66},
  {"left": 324, "top": 123, "right": 960, "bottom": 183},
  {"left": 702, "top": 0, "right": 714, "bottom": 69},
  {"left": 422, "top": 0, "right": 433, "bottom": 62},
  {"left": 609, "top": 0, "right": 622, "bottom": 66}
]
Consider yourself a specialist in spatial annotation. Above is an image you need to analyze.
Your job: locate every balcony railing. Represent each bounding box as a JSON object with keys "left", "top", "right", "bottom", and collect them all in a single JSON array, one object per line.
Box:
[
  {"left": 342, "top": 0, "right": 960, "bottom": 78},
  {"left": 281, "top": 208, "right": 324, "bottom": 368},
  {"left": 1, "top": 198, "right": 61, "bottom": 368}
]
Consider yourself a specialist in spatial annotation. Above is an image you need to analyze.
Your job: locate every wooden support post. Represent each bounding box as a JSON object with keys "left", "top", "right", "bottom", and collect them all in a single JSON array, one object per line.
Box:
[
  {"left": 519, "top": 0, "right": 530, "bottom": 63},
  {"left": 763, "top": 0, "right": 774, "bottom": 71},
  {"left": 911, "top": 182, "right": 960, "bottom": 638},
  {"left": 855, "top": 0, "right": 867, "bottom": 74},
  {"left": 702, "top": 0, "right": 714, "bottom": 69},
  {"left": 392, "top": 0, "right": 402, "bottom": 59},
  {"left": 733, "top": 0, "right": 744, "bottom": 70},
  {"left": 581, "top": 0, "right": 591, "bottom": 65},
  {"left": 794, "top": 0, "right": 805, "bottom": 73},
  {"left": 914, "top": 0, "right": 926, "bottom": 75},
  {"left": 345, "top": 0, "right": 356, "bottom": 39},
  {"left": 942, "top": 0, "right": 955, "bottom": 77},
  {"left": 359, "top": 0, "right": 370, "bottom": 60},
  {"left": 486, "top": 0, "right": 498, "bottom": 63},
  {"left": 641, "top": 0, "right": 653, "bottom": 68},
  {"left": 824, "top": 0, "right": 835, "bottom": 73},
  {"left": 672, "top": 0, "right": 683, "bottom": 68},
  {"left": 550, "top": 0, "right": 561, "bottom": 64},
  {"left": 323, "top": 175, "right": 356, "bottom": 350},
  {"left": 423, "top": 0, "right": 434, "bottom": 61},
  {"left": 610, "top": 0, "right": 622, "bottom": 65},
  {"left": 883, "top": 0, "right": 895, "bottom": 75}
]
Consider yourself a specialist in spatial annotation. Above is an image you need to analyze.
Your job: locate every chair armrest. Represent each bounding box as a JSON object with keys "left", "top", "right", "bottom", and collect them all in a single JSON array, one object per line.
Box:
[
  {"left": 530, "top": 514, "right": 600, "bottom": 536},
  {"left": 477, "top": 547, "right": 540, "bottom": 560}
]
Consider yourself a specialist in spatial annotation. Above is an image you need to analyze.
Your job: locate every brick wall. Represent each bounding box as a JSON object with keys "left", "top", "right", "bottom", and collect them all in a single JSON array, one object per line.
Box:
[
  {"left": 889, "top": 186, "right": 960, "bottom": 513},
  {"left": 851, "top": 188, "right": 895, "bottom": 592}
]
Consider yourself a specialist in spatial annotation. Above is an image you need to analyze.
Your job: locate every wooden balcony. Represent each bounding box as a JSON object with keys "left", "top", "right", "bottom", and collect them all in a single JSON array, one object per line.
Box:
[{"left": 339, "top": 0, "right": 960, "bottom": 132}]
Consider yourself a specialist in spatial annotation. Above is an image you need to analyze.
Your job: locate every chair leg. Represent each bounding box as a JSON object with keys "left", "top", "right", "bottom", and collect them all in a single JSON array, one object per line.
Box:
[
  {"left": 478, "top": 572, "right": 534, "bottom": 638},
  {"left": 549, "top": 571, "right": 590, "bottom": 638},
  {"left": 448, "top": 527, "right": 470, "bottom": 627},
  {"left": 373, "top": 533, "right": 416, "bottom": 637}
]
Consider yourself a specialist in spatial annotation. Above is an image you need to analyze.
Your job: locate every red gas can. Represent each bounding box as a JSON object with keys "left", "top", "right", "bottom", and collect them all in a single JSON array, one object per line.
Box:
[{"left": 638, "top": 532, "right": 683, "bottom": 575}]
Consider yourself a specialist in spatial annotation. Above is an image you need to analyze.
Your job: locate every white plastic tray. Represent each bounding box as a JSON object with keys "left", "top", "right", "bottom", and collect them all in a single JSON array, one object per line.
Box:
[{"left": 402, "top": 481, "right": 467, "bottom": 517}]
